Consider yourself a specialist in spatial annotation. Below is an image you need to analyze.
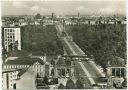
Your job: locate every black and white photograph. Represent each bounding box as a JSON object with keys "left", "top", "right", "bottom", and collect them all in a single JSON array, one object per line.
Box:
[{"left": 1, "top": 0, "right": 127, "bottom": 89}]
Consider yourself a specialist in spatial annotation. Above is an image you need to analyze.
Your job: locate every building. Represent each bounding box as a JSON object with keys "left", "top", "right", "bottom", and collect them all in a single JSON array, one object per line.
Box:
[
  {"left": 106, "top": 56, "right": 126, "bottom": 88},
  {"left": 2, "top": 69, "right": 20, "bottom": 89},
  {"left": 2, "top": 56, "right": 52, "bottom": 89},
  {"left": 3, "top": 27, "right": 21, "bottom": 52},
  {"left": 29, "top": 53, "right": 47, "bottom": 62},
  {"left": 2, "top": 68, "right": 37, "bottom": 89},
  {"left": 16, "top": 68, "right": 36, "bottom": 89},
  {"left": 54, "top": 57, "right": 75, "bottom": 78},
  {"left": 3, "top": 56, "right": 51, "bottom": 77}
]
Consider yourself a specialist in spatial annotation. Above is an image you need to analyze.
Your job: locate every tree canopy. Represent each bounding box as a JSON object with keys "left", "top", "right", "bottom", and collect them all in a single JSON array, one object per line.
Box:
[
  {"left": 76, "top": 78, "right": 84, "bottom": 89},
  {"left": 66, "top": 79, "right": 76, "bottom": 89},
  {"left": 67, "top": 24, "right": 126, "bottom": 69},
  {"left": 21, "top": 25, "right": 64, "bottom": 56}
]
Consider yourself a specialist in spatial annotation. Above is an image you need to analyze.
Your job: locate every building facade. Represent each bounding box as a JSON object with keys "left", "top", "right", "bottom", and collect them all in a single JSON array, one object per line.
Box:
[
  {"left": 2, "top": 69, "right": 20, "bottom": 89},
  {"left": 3, "top": 27, "right": 21, "bottom": 52}
]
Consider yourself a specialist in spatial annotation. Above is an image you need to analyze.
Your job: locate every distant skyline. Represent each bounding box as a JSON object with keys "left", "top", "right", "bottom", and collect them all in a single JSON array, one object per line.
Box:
[{"left": 1, "top": 0, "right": 126, "bottom": 16}]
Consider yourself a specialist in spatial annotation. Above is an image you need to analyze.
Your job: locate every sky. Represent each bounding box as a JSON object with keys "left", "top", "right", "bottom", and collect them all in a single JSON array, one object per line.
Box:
[{"left": 1, "top": 0, "right": 126, "bottom": 16}]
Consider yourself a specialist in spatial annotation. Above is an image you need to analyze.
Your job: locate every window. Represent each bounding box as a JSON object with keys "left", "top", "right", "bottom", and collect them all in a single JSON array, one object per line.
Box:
[
  {"left": 10, "top": 36, "right": 12, "bottom": 38},
  {"left": 116, "top": 68, "right": 120, "bottom": 77},
  {"left": 112, "top": 68, "right": 115, "bottom": 76},
  {"left": 121, "top": 68, "right": 125, "bottom": 77},
  {"left": 10, "top": 29, "right": 12, "bottom": 32},
  {"left": 4, "top": 66, "right": 6, "bottom": 69},
  {"left": 13, "top": 83, "right": 16, "bottom": 89}
]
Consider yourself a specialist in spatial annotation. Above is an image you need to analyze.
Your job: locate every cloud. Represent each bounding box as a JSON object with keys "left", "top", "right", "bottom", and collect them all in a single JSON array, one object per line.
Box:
[
  {"left": 31, "top": 5, "right": 39, "bottom": 11},
  {"left": 2, "top": 1, "right": 125, "bottom": 15},
  {"left": 77, "top": 6, "right": 85, "bottom": 11},
  {"left": 99, "top": 5, "right": 125, "bottom": 15},
  {"left": 30, "top": 5, "right": 51, "bottom": 15},
  {"left": 12, "top": 2, "right": 26, "bottom": 8}
]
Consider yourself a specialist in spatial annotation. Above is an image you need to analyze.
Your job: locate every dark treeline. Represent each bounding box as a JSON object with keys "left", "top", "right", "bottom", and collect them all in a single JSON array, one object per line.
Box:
[
  {"left": 67, "top": 24, "right": 126, "bottom": 69},
  {"left": 21, "top": 25, "right": 63, "bottom": 56}
]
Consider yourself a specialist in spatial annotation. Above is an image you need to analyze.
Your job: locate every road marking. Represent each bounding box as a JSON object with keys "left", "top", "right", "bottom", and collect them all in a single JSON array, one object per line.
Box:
[
  {"left": 78, "top": 62, "right": 96, "bottom": 85},
  {"left": 57, "top": 25, "right": 98, "bottom": 88},
  {"left": 64, "top": 37, "right": 96, "bottom": 85},
  {"left": 64, "top": 38, "right": 77, "bottom": 55}
]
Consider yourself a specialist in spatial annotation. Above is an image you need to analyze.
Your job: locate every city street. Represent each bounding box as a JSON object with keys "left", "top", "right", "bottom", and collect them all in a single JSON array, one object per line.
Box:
[{"left": 56, "top": 24, "right": 103, "bottom": 88}]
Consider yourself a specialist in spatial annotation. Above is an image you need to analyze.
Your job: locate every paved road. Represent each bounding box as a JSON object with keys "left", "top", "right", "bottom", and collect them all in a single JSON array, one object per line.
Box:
[{"left": 56, "top": 24, "right": 103, "bottom": 88}]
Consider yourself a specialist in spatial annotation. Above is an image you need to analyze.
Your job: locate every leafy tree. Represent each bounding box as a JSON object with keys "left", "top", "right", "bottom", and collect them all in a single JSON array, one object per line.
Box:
[
  {"left": 21, "top": 25, "right": 63, "bottom": 56},
  {"left": 43, "top": 76, "right": 48, "bottom": 84},
  {"left": 58, "top": 83, "right": 65, "bottom": 89},
  {"left": 69, "top": 24, "right": 126, "bottom": 70},
  {"left": 76, "top": 78, "right": 84, "bottom": 89},
  {"left": 51, "top": 68, "right": 54, "bottom": 76},
  {"left": 66, "top": 78, "right": 76, "bottom": 89},
  {"left": 35, "top": 13, "right": 42, "bottom": 19}
]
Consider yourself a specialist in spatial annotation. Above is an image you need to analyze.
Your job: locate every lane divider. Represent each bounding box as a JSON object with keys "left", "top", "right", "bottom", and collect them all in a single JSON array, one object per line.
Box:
[
  {"left": 64, "top": 38, "right": 97, "bottom": 86},
  {"left": 78, "top": 62, "right": 96, "bottom": 85}
]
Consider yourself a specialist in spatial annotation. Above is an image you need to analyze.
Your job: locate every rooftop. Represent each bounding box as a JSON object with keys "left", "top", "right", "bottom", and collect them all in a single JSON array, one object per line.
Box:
[
  {"left": 18, "top": 68, "right": 29, "bottom": 77},
  {"left": 2, "top": 68, "right": 20, "bottom": 73},
  {"left": 4, "top": 57, "right": 44, "bottom": 65}
]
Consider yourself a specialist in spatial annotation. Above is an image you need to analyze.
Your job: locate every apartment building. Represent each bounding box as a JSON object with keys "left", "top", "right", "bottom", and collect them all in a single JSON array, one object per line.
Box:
[
  {"left": 3, "top": 27, "right": 21, "bottom": 52},
  {"left": 2, "top": 69, "right": 20, "bottom": 89},
  {"left": 2, "top": 56, "right": 52, "bottom": 89}
]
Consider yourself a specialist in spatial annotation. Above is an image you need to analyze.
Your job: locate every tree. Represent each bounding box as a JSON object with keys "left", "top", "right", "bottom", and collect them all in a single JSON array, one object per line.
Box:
[
  {"left": 70, "top": 24, "right": 126, "bottom": 70},
  {"left": 36, "top": 73, "right": 40, "bottom": 78},
  {"left": 76, "top": 78, "right": 84, "bottom": 89},
  {"left": 21, "top": 25, "right": 63, "bottom": 56},
  {"left": 43, "top": 76, "right": 48, "bottom": 84},
  {"left": 51, "top": 68, "right": 54, "bottom": 76},
  {"left": 14, "top": 41, "right": 18, "bottom": 51},
  {"left": 66, "top": 78, "right": 76, "bottom": 89},
  {"left": 51, "top": 59, "right": 55, "bottom": 65},
  {"left": 8, "top": 43, "right": 13, "bottom": 51},
  {"left": 35, "top": 13, "right": 42, "bottom": 19},
  {"left": 58, "top": 83, "right": 65, "bottom": 89},
  {"left": 2, "top": 47, "right": 7, "bottom": 62}
]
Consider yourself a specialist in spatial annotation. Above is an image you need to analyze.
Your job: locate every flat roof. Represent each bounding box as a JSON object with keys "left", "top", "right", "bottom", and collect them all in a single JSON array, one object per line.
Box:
[
  {"left": 4, "top": 57, "right": 44, "bottom": 65},
  {"left": 2, "top": 27, "right": 21, "bottom": 28}
]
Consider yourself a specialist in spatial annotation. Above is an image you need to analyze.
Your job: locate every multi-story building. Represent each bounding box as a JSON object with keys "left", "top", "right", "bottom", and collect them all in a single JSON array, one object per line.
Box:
[
  {"left": 106, "top": 56, "right": 126, "bottom": 88},
  {"left": 3, "top": 27, "right": 21, "bottom": 52},
  {"left": 2, "top": 56, "right": 52, "bottom": 89},
  {"left": 3, "top": 56, "right": 52, "bottom": 77},
  {"left": 2, "top": 68, "right": 37, "bottom": 89},
  {"left": 2, "top": 69, "right": 20, "bottom": 89}
]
